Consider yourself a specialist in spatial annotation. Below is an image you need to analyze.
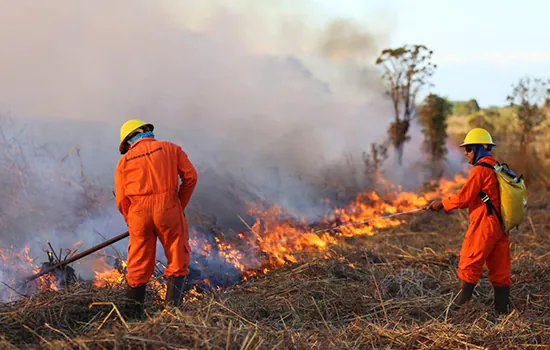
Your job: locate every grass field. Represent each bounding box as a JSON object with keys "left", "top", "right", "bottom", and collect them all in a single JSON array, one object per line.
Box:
[{"left": 0, "top": 187, "right": 548, "bottom": 349}]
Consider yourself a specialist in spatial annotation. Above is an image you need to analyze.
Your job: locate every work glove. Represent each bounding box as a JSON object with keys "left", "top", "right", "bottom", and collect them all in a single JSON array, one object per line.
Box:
[{"left": 427, "top": 199, "right": 444, "bottom": 212}]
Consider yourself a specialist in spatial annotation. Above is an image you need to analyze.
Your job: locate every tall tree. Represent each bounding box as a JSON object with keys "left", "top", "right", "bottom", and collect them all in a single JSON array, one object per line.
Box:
[
  {"left": 376, "top": 44, "right": 437, "bottom": 165},
  {"left": 418, "top": 93, "right": 452, "bottom": 178},
  {"left": 506, "top": 77, "right": 550, "bottom": 172}
]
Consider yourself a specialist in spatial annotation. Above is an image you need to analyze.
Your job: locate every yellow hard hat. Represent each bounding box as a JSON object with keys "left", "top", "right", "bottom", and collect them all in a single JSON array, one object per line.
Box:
[
  {"left": 460, "top": 128, "right": 495, "bottom": 147},
  {"left": 119, "top": 119, "right": 154, "bottom": 154}
]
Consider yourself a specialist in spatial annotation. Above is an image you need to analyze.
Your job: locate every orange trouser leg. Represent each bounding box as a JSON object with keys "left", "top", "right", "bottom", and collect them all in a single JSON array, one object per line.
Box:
[
  {"left": 457, "top": 231, "right": 498, "bottom": 285},
  {"left": 126, "top": 208, "right": 157, "bottom": 288},
  {"left": 485, "top": 234, "right": 511, "bottom": 287},
  {"left": 154, "top": 201, "right": 191, "bottom": 278}
]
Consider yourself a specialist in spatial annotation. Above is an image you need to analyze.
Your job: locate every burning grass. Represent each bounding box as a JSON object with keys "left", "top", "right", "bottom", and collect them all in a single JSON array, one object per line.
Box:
[
  {"left": 0, "top": 196, "right": 549, "bottom": 349},
  {"left": 0, "top": 155, "right": 547, "bottom": 349},
  {"left": 0, "top": 172, "right": 467, "bottom": 303}
]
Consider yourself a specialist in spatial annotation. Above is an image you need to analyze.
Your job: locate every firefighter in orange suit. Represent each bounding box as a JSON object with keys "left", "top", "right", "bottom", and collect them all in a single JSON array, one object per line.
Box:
[
  {"left": 427, "top": 128, "right": 511, "bottom": 314},
  {"left": 115, "top": 119, "right": 198, "bottom": 316}
]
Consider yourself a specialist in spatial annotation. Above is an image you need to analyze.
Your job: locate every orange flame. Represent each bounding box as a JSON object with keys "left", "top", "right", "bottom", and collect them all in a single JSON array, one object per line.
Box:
[
  {"left": 0, "top": 173, "right": 467, "bottom": 297},
  {"left": 0, "top": 245, "right": 60, "bottom": 298},
  {"left": 92, "top": 257, "right": 126, "bottom": 287},
  {"left": 232, "top": 174, "right": 466, "bottom": 275}
]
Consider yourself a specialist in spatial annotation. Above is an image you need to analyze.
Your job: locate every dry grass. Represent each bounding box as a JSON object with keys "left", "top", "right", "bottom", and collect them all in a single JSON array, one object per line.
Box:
[{"left": 0, "top": 193, "right": 549, "bottom": 350}]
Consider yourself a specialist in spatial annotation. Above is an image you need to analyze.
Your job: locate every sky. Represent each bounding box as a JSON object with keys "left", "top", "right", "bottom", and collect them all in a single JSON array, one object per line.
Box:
[{"left": 316, "top": 0, "right": 550, "bottom": 107}]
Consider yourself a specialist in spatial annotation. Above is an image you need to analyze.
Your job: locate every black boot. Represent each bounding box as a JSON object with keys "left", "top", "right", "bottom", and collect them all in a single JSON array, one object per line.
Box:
[
  {"left": 494, "top": 286, "right": 511, "bottom": 314},
  {"left": 125, "top": 284, "right": 146, "bottom": 319},
  {"left": 454, "top": 279, "right": 476, "bottom": 306},
  {"left": 165, "top": 276, "right": 187, "bottom": 307}
]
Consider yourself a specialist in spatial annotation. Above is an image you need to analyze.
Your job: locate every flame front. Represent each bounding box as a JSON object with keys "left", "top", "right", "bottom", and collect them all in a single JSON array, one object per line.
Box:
[
  {"left": 0, "top": 174, "right": 466, "bottom": 297},
  {"left": 234, "top": 173, "right": 466, "bottom": 274}
]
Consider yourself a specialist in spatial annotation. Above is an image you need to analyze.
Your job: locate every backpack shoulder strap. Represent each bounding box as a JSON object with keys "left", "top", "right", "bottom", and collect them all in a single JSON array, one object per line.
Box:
[{"left": 474, "top": 162, "right": 503, "bottom": 224}]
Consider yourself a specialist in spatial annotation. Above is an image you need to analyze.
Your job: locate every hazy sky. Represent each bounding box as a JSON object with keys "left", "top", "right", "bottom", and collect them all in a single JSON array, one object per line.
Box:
[
  {"left": 316, "top": 0, "right": 550, "bottom": 107},
  {"left": 202, "top": 0, "right": 548, "bottom": 107}
]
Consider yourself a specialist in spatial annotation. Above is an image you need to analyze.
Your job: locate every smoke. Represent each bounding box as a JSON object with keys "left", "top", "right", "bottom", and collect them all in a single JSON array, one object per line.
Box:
[
  {"left": 0, "top": 0, "right": 438, "bottom": 295},
  {"left": 0, "top": 0, "right": 395, "bottom": 220}
]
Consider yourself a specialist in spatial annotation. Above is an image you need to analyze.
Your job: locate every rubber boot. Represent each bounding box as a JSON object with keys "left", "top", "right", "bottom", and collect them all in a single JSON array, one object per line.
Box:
[
  {"left": 454, "top": 279, "right": 476, "bottom": 306},
  {"left": 125, "top": 284, "right": 146, "bottom": 320},
  {"left": 165, "top": 276, "right": 186, "bottom": 307},
  {"left": 494, "top": 286, "right": 511, "bottom": 314}
]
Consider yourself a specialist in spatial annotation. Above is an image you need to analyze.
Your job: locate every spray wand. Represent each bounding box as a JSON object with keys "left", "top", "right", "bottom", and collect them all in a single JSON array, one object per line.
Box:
[{"left": 313, "top": 206, "right": 428, "bottom": 234}]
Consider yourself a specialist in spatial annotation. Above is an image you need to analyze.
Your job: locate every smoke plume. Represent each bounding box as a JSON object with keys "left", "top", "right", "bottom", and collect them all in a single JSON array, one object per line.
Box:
[{"left": 0, "top": 0, "right": 447, "bottom": 297}]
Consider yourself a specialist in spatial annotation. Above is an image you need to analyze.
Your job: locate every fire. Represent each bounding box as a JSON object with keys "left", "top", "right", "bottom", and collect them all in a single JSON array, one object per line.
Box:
[
  {"left": 232, "top": 173, "right": 466, "bottom": 274},
  {"left": 92, "top": 258, "right": 126, "bottom": 287},
  {"left": 215, "top": 237, "right": 246, "bottom": 271},
  {"left": 0, "top": 245, "right": 60, "bottom": 300},
  {"left": 93, "top": 269, "right": 124, "bottom": 287},
  {"left": 32, "top": 267, "right": 59, "bottom": 291},
  {"left": 0, "top": 173, "right": 467, "bottom": 299},
  {"left": 246, "top": 205, "right": 338, "bottom": 266}
]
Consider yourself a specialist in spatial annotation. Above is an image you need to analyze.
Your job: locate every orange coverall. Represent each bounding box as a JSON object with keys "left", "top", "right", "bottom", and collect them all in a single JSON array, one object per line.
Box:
[
  {"left": 442, "top": 156, "right": 511, "bottom": 287},
  {"left": 115, "top": 138, "right": 198, "bottom": 287}
]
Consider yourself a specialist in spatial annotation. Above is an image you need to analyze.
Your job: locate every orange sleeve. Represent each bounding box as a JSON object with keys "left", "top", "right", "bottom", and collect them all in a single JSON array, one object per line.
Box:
[
  {"left": 177, "top": 147, "right": 198, "bottom": 210},
  {"left": 114, "top": 159, "right": 131, "bottom": 220},
  {"left": 442, "top": 167, "right": 484, "bottom": 212}
]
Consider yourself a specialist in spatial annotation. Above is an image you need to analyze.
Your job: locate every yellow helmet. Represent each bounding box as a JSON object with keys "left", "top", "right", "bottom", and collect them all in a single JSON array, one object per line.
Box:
[
  {"left": 119, "top": 119, "right": 154, "bottom": 154},
  {"left": 460, "top": 128, "right": 495, "bottom": 147}
]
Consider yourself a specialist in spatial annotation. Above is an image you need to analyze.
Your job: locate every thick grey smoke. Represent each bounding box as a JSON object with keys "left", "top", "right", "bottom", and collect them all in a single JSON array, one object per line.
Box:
[
  {"left": 0, "top": 0, "right": 393, "bottom": 223},
  {"left": 0, "top": 0, "right": 445, "bottom": 297}
]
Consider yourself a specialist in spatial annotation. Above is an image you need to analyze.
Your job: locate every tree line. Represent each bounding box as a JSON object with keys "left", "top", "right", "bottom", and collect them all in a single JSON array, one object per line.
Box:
[{"left": 373, "top": 44, "right": 550, "bottom": 183}]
